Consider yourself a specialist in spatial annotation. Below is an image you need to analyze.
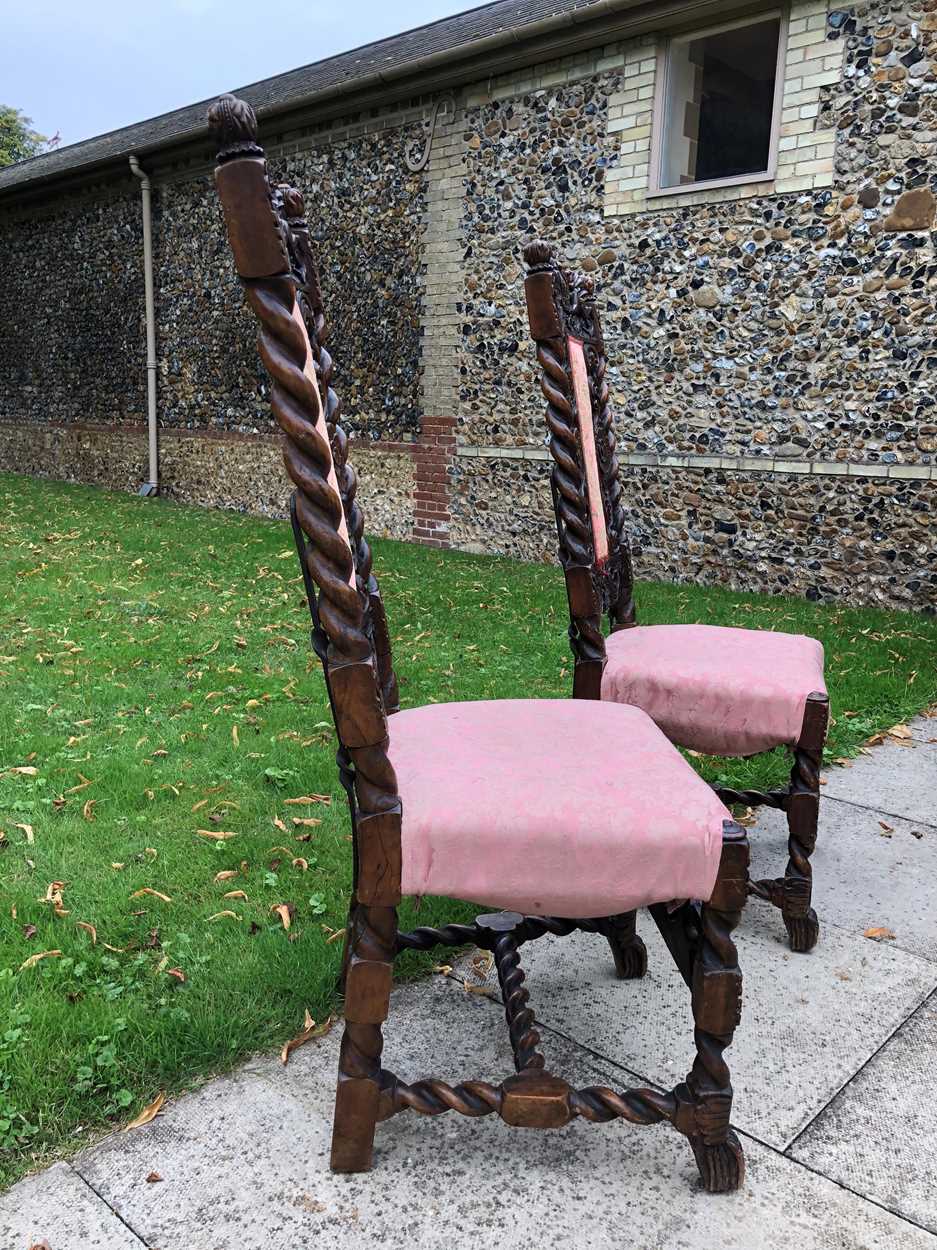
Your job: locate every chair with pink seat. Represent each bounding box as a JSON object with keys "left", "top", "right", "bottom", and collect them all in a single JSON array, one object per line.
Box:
[
  {"left": 209, "top": 93, "right": 752, "bottom": 1192},
  {"left": 524, "top": 239, "right": 829, "bottom": 955}
]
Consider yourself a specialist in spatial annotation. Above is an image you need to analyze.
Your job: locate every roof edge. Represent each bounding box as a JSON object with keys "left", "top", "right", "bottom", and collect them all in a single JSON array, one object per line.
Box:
[{"left": 0, "top": 0, "right": 747, "bottom": 200}]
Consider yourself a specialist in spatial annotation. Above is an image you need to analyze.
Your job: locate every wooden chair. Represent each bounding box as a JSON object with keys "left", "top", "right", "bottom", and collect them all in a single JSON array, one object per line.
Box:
[
  {"left": 523, "top": 240, "right": 829, "bottom": 955},
  {"left": 208, "top": 94, "right": 752, "bottom": 1193}
]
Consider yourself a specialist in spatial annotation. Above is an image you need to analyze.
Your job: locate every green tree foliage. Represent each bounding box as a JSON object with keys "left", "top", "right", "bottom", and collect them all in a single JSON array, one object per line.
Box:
[{"left": 0, "top": 106, "right": 51, "bottom": 168}]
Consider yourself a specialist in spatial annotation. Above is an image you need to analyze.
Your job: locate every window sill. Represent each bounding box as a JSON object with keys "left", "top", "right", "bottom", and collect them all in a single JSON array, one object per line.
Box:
[{"left": 647, "top": 170, "right": 775, "bottom": 199}]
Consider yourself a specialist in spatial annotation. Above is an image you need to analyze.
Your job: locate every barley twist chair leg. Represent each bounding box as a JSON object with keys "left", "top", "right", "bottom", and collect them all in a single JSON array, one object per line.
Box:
[
  {"left": 681, "top": 823, "right": 748, "bottom": 1193},
  {"left": 331, "top": 902, "right": 397, "bottom": 1173},
  {"left": 598, "top": 910, "right": 647, "bottom": 979},
  {"left": 782, "top": 691, "right": 827, "bottom": 953},
  {"left": 782, "top": 746, "right": 821, "bottom": 953}
]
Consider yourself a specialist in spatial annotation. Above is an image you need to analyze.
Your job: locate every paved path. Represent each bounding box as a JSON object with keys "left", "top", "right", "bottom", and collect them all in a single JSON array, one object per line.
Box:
[{"left": 4, "top": 717, "right": 936, "bottom": 1249}]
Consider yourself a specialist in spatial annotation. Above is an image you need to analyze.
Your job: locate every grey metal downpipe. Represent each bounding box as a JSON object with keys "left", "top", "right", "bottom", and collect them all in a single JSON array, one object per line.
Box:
[{"left": 129, "top": 154, "right": 158, "bottom": 496}]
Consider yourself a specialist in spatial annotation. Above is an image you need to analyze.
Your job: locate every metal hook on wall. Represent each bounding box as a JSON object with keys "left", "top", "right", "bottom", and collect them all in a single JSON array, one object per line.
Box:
[{"left": 404, "top": 94, "right": 456, "bottom": 172}]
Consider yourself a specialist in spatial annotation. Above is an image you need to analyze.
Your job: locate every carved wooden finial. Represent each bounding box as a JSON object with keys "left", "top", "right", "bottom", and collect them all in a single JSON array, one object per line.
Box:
[
  {"left": 278, "top": 183, "right": 305, "bottom": 220},
  {"left": 523, "top": 240, "right": 555, "bottom": 269},
  {"left": 208, "top": 93, "right": 262, "bottom": 162}
]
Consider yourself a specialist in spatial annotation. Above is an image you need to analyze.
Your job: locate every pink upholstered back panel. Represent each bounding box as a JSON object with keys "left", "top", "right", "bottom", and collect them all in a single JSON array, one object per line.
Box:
[{"left": 567, "top": 336, "right": 609, "bottom": 567}]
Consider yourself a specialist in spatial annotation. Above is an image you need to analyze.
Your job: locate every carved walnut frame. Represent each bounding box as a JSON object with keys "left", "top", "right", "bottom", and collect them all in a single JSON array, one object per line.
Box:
[
  {"left": 523, "top": 240, "right": 829, "bottom": 954},
  {"left": 209, "top": 95, "right": 751, "bottom": 1192}
]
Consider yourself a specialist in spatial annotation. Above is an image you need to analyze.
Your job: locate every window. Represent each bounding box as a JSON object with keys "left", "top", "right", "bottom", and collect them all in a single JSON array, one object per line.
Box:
[{"left": 652, "top": 13, "right": 785, "bottom": 193}]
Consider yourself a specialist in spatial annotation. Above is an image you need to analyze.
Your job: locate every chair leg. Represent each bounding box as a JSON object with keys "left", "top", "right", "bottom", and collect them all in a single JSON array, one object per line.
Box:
[
  {"left": 330, "top": 901, "right": 396, "bottom": 1173},
  {"left": 337, "top": 898, "right": 357, "bottom": 994},
  {"left": 602, "top": 910, "right": 647, "bottom": 979},
  {"left": 683, "top": 822, "right": 748, "bottom": 1193},
  {"left": 782, "top": 692, "right": 828, "bottom": 954}
]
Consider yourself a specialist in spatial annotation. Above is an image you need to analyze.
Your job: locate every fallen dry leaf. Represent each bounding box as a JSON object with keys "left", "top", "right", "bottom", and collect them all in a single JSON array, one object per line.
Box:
[
  {"left": 145, "top": 1171, "right": 163, "bottom": 1183},
  {"left": 8, "top": 765, "right": 38, "bottom": 776},
  {"left": 14, "top": 822, "right": 35, "bottom": 844},
  {"left": 273, "top": 816, "right": 288, "bottom": 833},
  {"left": 64, "top": 772, "right": 93, "bottom": 793},
  {"left": 125, "top": 1091, "right": 165, "bottom": 1131},
  {"left": 887, "top": 723, "right": 913, "bottom": 740},
  {"left": 18, "top": 949, "right": 62, "bottom": 972},
  {"left": 130, "top": 888, "right": 172, "bottom": 903},
  {"left": 207, "top": 910, "right": 241, "bottom": 922},
  {"left": 82, "top": 798, "right": 96, "bottom": 821},
  {"left": 213, "top": 870, "right": 238, "bottom": 882},
  {"left": 864, "top": 926, "right": 896, "bottom": 941},
  {"left": 472, "top": 950, "right": 495, "bottom": 978},
  {"left": 39, "top": 881, "right": 68, "bottom": 917},
  {"left": 223, "top": 889, "right": 248, "bottom": 900},
  {"left": 196, "top": 829, "right": 238, "bottom": 840},
  {"left": 291, "top": 817, "right": 321, "bottom": 829},
  {"left": 284, "top": 794, "right": 331, "bottom": 805},
  {"left": 325, "top": 926, "right": 346, "bottom": 945},
  {"left": 111, "top": 862, "right": 125, "bottom": 871},
  {"left": 76, "top": 920, "right": 97, "bottom": 945},
  {"left": 280, "top": 1011, "right": 334, "bottom": 1064},
  {"left": 271, "top": 903, "right": 295, "bottom": 931},
  {"left": 292, "top": 857, "right": 308, "bottom": 872},
  {"left": 165, "top": 967, "right": 186, "bottom": 984},
  {"left": 191, "top": 798, "right": 209, "bottom": 812},
  {"left": 231, "top": 724, "right": 239, "bottom": 748}
]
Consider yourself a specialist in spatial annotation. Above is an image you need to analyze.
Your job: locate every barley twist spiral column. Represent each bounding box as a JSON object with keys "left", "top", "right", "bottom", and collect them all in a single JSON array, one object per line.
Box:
[
  {"left": 493, "top": 931, "right": 544, "bottom": 1072},
  {"left": 590, "top": 338, "right": 636, "bottom": 628},
  {"left": 278, "top": 184, "right": 399, "bottom": 714}
]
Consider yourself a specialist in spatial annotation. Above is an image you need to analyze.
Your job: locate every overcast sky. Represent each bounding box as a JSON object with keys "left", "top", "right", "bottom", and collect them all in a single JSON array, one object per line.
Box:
[{"left": 2, "top": 0, "right": 475, "bottom": 149}]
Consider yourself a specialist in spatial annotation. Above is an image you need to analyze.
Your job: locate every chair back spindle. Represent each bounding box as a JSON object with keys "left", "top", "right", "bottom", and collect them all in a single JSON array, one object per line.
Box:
[
  {"left": 276, "top": 183, "right": 400, "bottom": 715},
  {"left": 524, "top": 241, "right": 636, "bottom": 699}
]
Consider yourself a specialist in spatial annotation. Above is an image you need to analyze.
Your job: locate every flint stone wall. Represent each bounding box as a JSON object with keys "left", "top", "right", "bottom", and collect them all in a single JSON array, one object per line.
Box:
[
  {"left": 0, "top": 0, "right": 934, "bottom": 609},
  {"left": 0, "top": 123, "right": 424, "bottom": 442}
]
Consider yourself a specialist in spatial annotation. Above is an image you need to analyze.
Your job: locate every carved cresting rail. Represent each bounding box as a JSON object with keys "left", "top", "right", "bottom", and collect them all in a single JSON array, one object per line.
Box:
[{"left": 209, "top": 94, "right": 750, "bottom": 1192}]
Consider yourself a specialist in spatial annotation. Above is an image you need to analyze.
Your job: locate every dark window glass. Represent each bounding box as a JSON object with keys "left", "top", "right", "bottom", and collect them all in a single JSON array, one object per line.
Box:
[{"left": 660, "top": 17, "right": 781, "bottom": 188}]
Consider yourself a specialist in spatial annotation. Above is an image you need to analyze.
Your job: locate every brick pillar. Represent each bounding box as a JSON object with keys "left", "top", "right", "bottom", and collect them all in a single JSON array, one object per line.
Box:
[
  {"left": 415, "top": 94, "right": 464, "bottom": 547},
  {"left": 413, "top": 415, "right": 455, "bottom": 545}
]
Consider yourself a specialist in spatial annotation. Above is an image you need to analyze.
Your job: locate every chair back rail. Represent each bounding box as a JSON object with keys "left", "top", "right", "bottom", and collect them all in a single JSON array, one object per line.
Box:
[
  {"left": 208, "top": 94, "right": 401, "bottom": 907},
  {"left": 523, "top": 241, "right": 636, "bottom": 698}
]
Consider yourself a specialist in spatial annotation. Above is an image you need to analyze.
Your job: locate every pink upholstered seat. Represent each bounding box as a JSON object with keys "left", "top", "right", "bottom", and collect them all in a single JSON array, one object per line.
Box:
[
  {"left": 388, "top": 699, "right": 729, "bottom": 918},
  {"left": 602, "top": 624, "right": 827, "bottom": 758}
]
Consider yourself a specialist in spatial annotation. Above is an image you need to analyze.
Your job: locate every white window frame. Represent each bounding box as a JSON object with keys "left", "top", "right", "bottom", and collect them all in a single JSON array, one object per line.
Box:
[{"left": 648, "top": 8, "right": 790, "bottom": 198}]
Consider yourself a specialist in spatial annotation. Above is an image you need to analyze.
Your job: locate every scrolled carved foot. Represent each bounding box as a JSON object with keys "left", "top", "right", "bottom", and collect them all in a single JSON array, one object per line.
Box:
[
  {"left": 690, "top": 1130, "right": 746, "bottom": 1193},
  {"left": 607, "top": 932, "right": 648, "bottom": 980},
  {"left": 784, "top": 908, "right": 819, "bottom": 954}
]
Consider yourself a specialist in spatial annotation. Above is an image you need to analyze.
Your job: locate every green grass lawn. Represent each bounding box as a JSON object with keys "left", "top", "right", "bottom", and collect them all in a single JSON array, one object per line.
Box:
[{"left": 1, "top": 472, "right": 935, "bottom": 1186}]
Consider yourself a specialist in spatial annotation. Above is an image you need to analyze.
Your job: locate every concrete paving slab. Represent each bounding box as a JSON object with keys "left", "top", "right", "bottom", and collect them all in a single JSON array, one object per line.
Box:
[
  {"left": 522, "top": 904, "right": 937, "bottom": 1150},
  {"left": 0, "top": 1161, "right": 146, "bottom": 1249},
  {"left": 71, "top": 975, "right": 934, "bottom": 1250},
  {"left": 791, "top": 992, "right": 937, "bottom": 1235},
  {"left": 909, "top": 714, "right": 937, "bottom": 744},
  {"left": 821, "top": 735, "right": 937, "bottom": 826},
  {"left": 749, "top": 797, "right": 937, "bottom": 964}
]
